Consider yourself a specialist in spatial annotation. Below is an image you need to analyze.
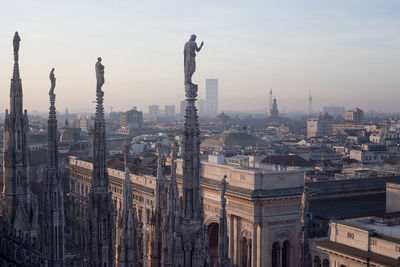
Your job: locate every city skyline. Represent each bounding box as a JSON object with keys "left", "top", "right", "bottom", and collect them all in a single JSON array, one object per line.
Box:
[{"left": 0, "top": 0, "right": 399, "bottom": 113}]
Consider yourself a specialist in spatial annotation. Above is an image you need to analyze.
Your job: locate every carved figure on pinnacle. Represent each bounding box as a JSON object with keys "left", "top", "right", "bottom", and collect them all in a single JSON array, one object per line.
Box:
[
  {"left": 13, "top": 32, "right": 20, "bottom": 55},
  {"left": 95, "top": 57, "right": 105, "bottom": 93},
  {"left": 184, "top": 34, "right": 204, "bottom": 85},
  {"left": 49, "top": 68, "right": 56, "bottom": 94}
]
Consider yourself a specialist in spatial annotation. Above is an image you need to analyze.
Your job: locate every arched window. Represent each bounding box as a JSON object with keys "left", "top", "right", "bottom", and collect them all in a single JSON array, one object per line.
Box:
[
  {"left": 323, "top": 259, "right": 330, "bottom": 267},
  {"left": 272, "top": 241, "right": 280, "bottom": 267},
  {"left": 241, "top": 237, "right": 251, "bottom": 267},
  {"left": 313, "top": 256, "right": 321, "bottom": 267},
  {"left": 282, "top": 240, "right": 290, "bottom": 267},
  {"left": 207, "top": 223, "right": 219, "bottom": 266}
]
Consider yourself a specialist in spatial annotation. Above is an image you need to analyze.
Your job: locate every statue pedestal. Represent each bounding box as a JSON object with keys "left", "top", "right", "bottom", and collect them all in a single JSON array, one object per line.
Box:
[{"left": 185, "top": 83, "right": 198, "bottom": 100}]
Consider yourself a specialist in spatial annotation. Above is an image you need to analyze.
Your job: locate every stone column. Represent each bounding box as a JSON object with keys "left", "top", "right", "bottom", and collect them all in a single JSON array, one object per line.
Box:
[
  {"left": 252, "top": 225, "right": 257, "bottom": 267},
  {"left": 257, "top": 225, "right": 261, "bottom": 267},
  {"left": 247, "top": 241, "right": 251, "bottom": 267},
  {"left": 277, "top": 243, "right": 281, "bottom": 267},
  {"left": 233, "top": 216, "right": 238, "bottom": 266}
]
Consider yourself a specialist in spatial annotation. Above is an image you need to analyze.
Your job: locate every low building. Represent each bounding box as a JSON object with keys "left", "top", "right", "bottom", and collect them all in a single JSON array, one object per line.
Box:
[
  {"left": 316, "top": 218, "right": 400, "bottom": 267},
  {"left": 345, "top": 108, "right": 364, "bottom": 123},
  {"left": 120, "top": 107, "right": 143, "bottom": 129},
  {"left": 307, "top": 113, "right": 333, "bottom": 138}
]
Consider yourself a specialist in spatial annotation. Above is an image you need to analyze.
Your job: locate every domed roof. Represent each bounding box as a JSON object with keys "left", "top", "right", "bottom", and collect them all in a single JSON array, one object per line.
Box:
[{"left": 201, "top": 129, "right": 266, "bottom": 149}]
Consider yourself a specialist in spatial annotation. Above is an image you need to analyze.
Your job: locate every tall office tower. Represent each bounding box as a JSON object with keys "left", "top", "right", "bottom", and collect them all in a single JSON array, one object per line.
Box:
[
  {"left": 87, "top": 58, "right": 115, "bottom": 266},
  {"left": 308, "top": 90, "right": 312, "bottom": 115},
  {"left": 164, "top": 105, "right": 175, "bottom": 117},
  {"left": 2, "top": 32, "right": 38, "bottom": 233},
  {"left": 43, "top": 69, "right": 65, "bottom": 266},
  {"left": 180, "top": 100, "right": 187, "bottom": 117},
  {"left": 149, "top": 105, "right": 159, "bottom": 120},
  {"left": 205, "top": 79, "right": 218, "bottom": 116}
]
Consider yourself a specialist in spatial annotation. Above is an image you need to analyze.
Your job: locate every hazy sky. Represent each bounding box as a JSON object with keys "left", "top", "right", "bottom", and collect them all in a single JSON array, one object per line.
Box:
[{"left": 0, "top": 0, "right": 399, "bottom": 114}]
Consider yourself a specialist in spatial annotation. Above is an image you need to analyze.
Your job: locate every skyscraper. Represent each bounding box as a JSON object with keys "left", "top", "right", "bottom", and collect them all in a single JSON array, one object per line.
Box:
[
  {"left": 164, "top": 105, "right": 175, "bottom": 117},
  {"left": 149, "top": 105, "right": 159, "bottom": 120},
  {"left": 205, "top": 79, "right": 218, "bottom": 116}
]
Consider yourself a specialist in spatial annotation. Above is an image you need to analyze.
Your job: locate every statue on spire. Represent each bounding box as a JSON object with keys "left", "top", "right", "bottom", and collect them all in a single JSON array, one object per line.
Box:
[
  {"left": 13, "top": 32, "right": 21, "bottom": 62},
  {"left": 95, "top": 57, "right": 105, "bottom": 92},
  {"left": 184, "top": 34, "right": 204, "bottom": 85},
  {"left": 13, "top": 32, "right": 20, "bottom": 55},
  {"left": 49, "top": 68, "right": 56, "bottom": 94}
]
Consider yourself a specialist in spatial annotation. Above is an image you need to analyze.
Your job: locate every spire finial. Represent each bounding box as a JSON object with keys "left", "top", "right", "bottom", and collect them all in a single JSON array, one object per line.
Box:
[{"left": 13, "top": 32, "right": 21, "bottom": 61}]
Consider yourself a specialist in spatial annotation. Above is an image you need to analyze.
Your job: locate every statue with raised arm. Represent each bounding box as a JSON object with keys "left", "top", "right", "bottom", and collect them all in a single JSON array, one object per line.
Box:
[
  {"left": 95, "top": 57, "right": 105, "bottom": 92},
  {"left": 184, "top": 34, "right": 204, "bottom": 84},
  {"left": 13, "top": 31, "right": 21, "bottom": 55},
  {"left": 49, "top": 68, "right": 56, "bottom": 94}
]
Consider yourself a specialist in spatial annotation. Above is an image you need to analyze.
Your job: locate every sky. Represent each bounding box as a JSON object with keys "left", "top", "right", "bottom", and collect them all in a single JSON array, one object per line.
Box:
[{"left": 0, "top": 0, "right": 399, "bottom": 114}]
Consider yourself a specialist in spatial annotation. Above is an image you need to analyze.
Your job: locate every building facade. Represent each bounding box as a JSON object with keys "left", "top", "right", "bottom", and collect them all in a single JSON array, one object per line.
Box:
[
  {"left": 307, "top": 113, "right": 333, "bottom": 138},
  {"left": 121, "top": 108, "right": 143, "bottom": 129},
  {"left": 345, "top": 108, "right": 364, "bottom": 123},
  {"left": 66, "top": 155, "right": 305, "bottom": 267}
]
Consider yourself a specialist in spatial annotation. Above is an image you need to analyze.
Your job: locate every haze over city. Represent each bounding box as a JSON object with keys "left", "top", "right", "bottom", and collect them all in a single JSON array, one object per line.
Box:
[{"left": 0, "top": 0, "right": 399, "bottom": 113}]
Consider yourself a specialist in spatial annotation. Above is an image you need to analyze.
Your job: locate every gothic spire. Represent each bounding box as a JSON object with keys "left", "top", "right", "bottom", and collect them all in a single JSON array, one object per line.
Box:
[
  {"left": 219, "top": 175, "right": 230, "bottom": 267},
  {"left": 117, "top": 137, "right": 137, "bottom": 267},
  {"left": 2, "top": 31, "right": 31, "bottom": 230},
  {"left": 180, "top": 34, "right": 210, "bottom": 266},
  {"left": 300, "top": 183, "right": 310, "bottom": 267},
  {"left": 150, "top": 142, "right": 168, "bottom": 266},
  {"left": 88, "top": 57, "right": 115, "bottom": 267},
  {"left": 48, "top": 68, "right": 58, "bottom": 172},
  {"left": 44, "top": 68, "right": 65, "bottom": 266}
]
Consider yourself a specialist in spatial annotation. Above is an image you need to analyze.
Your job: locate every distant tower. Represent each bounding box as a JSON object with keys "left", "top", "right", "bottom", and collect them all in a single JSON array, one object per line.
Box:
[
  {"left": 270, "top": 98, "right": 279, "bottom": 119},
  {"left": 269, "top": 88, "right": 273, "bottom": 115},
  {"left": 308, "top": 90, "right": 312, "bottom": 115},
  {"left": 65, "top": 108, "right": 69, "bottom": 128}
]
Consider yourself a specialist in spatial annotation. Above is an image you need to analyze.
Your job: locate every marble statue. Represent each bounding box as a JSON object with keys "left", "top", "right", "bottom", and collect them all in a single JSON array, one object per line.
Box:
[
  {"left": 13, "top": 32, "right": 20, "bottom": 54},
  {"left": 184, "top": 34, "right": 204, "bottom": 84},
  {"left": 49, "top": 68, "right": 56, "bottom": 94},
  {"left": 95, "top": 57, "right": 105, "bottom": 92}
]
